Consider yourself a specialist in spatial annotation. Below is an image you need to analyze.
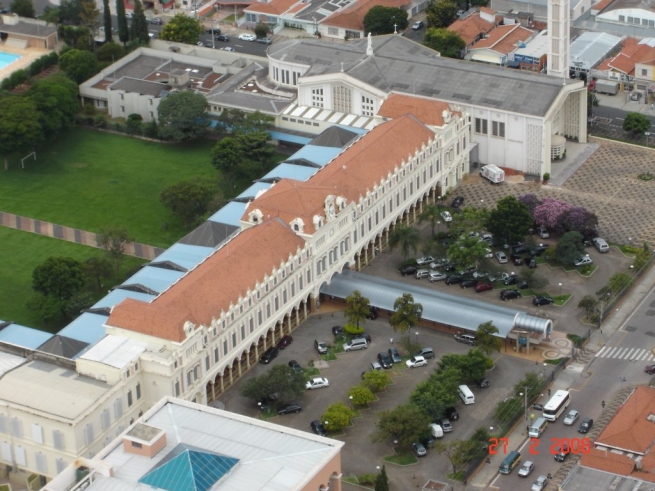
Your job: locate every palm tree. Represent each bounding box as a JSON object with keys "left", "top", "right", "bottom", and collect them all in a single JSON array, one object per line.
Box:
[
  {"left": 390, "top": 293, "right": 423, "bottom": 337},
  {"left": 345, "top": 290, "right": 370, "bottom": 330},
  {"left": 475, "top": 321, "right": 502, "bottom": 356},
  {"left": 388, "top": 224, "right": 420, "bottom": 260},
  {"left": 419, "top": 204, "right": 441, "bottom": 236}
]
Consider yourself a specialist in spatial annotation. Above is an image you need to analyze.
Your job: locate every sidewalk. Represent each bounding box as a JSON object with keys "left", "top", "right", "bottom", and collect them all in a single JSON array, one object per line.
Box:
[
  {"left": 0, "top": 212, "right": 164, "bottom": 260},
  {"left": 467, "top": 261, "right": 655, "bottom": 489}
]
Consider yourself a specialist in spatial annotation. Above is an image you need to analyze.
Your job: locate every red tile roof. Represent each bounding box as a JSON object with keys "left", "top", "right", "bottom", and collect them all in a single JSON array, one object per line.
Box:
[
  {"left": 245, "top": 0, "right": 299, "bottom": 16},
  {"left": 469, "top": 24, "right": 533, "bottom": 54},
  {"left": 107, "top": 218, "right": 306, "bottom": 342},
  {"left": 324, "top": 0, "right": 409, "bottom": 31},
  {"left": 447, "top": 11, "right": 499, "bottom": 46},
  {"left": 602, "top": 38, "right": 655, "bottom": 75},
  {"left": 378, "top": 93, "right": 460, "bottom": 127},
  {"left": 592, "top": 0, "right": 613, "bottom": 12}
]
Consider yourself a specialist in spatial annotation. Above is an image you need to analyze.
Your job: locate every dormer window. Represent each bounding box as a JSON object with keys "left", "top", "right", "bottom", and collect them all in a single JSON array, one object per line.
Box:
[
  {"left": 290, "top": 218, "right": 305, "bottom": 233},
  {"left": 248, "top": 209, "right": 263, "bottom": 224}
]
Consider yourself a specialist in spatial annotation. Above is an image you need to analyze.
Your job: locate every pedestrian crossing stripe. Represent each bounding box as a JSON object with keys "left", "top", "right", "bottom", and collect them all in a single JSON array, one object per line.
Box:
[{"left": 596, "top": 347, "right": 655, "bottom": 361}]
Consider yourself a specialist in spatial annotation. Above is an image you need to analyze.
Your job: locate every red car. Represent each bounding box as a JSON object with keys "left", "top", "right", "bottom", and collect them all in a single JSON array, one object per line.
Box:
[
  {"left": 277, "top": 335, "right": 293, "bottom": 349},
  {"left": 475, "top": 282, "right": 493, "bottom": 293}
]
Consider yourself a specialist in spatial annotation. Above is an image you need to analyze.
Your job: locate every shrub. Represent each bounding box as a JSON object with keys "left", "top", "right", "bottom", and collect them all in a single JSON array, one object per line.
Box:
[
  {"left": 343, "top": 323, "right": 364, "bottom": 335},
  {"left": 358, "top": 474, "right": 376, "bottom": 485},
  {"left": 543, "top": 173, "right": 550, "bottom": 181},
  {"left": 579, "top": 264, "right": 593, "bottom": 275},
  {"left": 567, "top": 334, "right": 584, "bottom": 347},
  {"left": 142, "top": 121, "right": 158, "bottom": 139},
  {"left": 348, "top": 385, "right": 375, "bottom": 407},
  {"left": 93, "top": 115, "right": 107, "bottom": 128},
  {"left": 484, "top": 356, "right": 494, "bottom": 369}
]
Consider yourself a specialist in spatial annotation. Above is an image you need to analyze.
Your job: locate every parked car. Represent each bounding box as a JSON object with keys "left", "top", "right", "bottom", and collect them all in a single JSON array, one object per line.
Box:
[
  {"left": 331, "top": 325, "right": 343, "bottom": 337},
  {"left": 288, "top": 360, "right": 302, "bottom": 373},
  {"left": 532, "top": 475, "right": 548, "bottom": 491},
  {"left": 388, "top": 347, "right": 402, "bottom": 363},
  {"left": 528, "top": 258, "right": 538, "bottom": 268},
  {"left": 411, "top": 20, "right": 424, "bottom": 30},
  {"left": 554, "top": 444, "right": 570, "bottom": 462},
  {"left": 574, "top": 254, "right": 593, "bottom": 266},
  {"left": 259, "top": 347, "right": 279, "bottom": 364},
  {"left": 220, "top": 47, "right": 235, "bottom": 51},
  {"left": 454, "top": 333, "right": 476, "bottom": 345},
  {"left": 370, "top": 360, "right": 382, "bottom": 371},
  {"left": 495, "top": 251, "right": 508, "bottom": 263},
  {"left": 438, "top": 418, "right": 453, "bottom": 432},
  {"left": 314, "top": 339, "right": 328, "bottom": 354},
  {"left": 563, "top": 409, "right": 579, "bottom": 425},
  {"left": 532, "top": 403, "right": 544, "bottom": 411},
  {"left": 475, "top": 282, "right": 493, "bottom": 293},
  {"left": 503, "top": 275, "right": 518, "bottom": 285},
  {"left": 444, "top": 406, "right": 459, "bottom": 420},
  {"left": 366, "top": 306, "right": 379, "bottom": 320},
  {"left": 451, "top": 196, "right": 465, "bottom": 208},
  {"left": 460, "top": 278, "right": 478, "bottom": 289},
  {"left": 645, "top": 364, "right": 655, "bottom": 375},
  {"left": 415, "top": 347, "right": 435, "bottom": 359},
  {"left": 593, "top": 237, "right": 610, "bottom": 253},
  {"left": 238, "top": 33, "right": 257, "bottom": 41},
  {"left": 415, "top": 269, "right": 430, "bottom": 279},
  {"left": 353, "top": 333, "right": 372, "bottom": 343},
  {"left": 148, "top": 17, "right": 163, "bottom": 24},
  {"left": 481, "top": 233, "right": 493, "bottom": 243},
  {"left": 277, "top": 402, "right": 302, "bottom": 415},
  {"left": 306, "top": 377, "right": 329, "bottom": 390},
  {"left": 513, "top": 245, "right": 529, "bottom": 254},
  {"left": 205, "top": 27, "right": 221, "bottom": 34},
  {"left": 445, "top": 275, "right": 463, "bottom": 285},
  {"left": 406, "top": 355, "right": 427, "bottom": 368},
  {"left": 441, "top": 211, "right": 453, "bottom": 222},
  {"left": 511, "top": 254, "right": 524, "bottom": 265},
  {"left": 412, "top": 442, "right": 427, "bottom": 457},
  {"left": 429, "top": 271, "right": 447, "bottom": 282},
  {"left": 215, "top": 34, "right": 230, "bottom": 42},
  {"left": 631, "top": 91, "right": 642, "bottom": 101},
  {"left": 400, "top": 266, "right": 417, "bottom": 276},
  {"left": 537, "top": 227, "right": 550, "bottom": 238},
  {"left": 311, "top": 420, "right": 326, "bottom": 436},
  {"left": 343, "top": 338, "right": 368, "bottom": 351},
  {"left": 377, "top": 352, "right": 393, "bottom": 369},
  {"left": 276, "top": 335, "right": 293, "bottom": 349},
  {"left": 421, "top": 435, "right": 436, "bottom": 448},
  {"left": 256, "top": 37, "right": 272, "bottom": 44},
  {"left": 578, "top": 417, "right": 593, "bottom": 434},
  {"left": 416, "top": 256, "right": 435, "bottom": 265},
  {"left": 533, "top": 296, "right": 554, "bottom": 306},
  {"left": 518, "top": 461, "right": 535, "bottom": 477},
  {"left": 477, "top": 378, "right": 490, "bottom": 388},
  {"left": 500, "top": 289, "right": 522, "bottom": 300},
  {"left": 530, "top": 246, "right": 548, "bottom": 257}
]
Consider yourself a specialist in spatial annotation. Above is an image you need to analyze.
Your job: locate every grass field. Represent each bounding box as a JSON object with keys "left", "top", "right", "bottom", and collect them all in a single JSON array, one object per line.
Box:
[
  {"left": 1, "top": 128, "right": 218, "bottom": 248},
  {"left": 0, "top": 227, "right": 145, "bottom": 332}
]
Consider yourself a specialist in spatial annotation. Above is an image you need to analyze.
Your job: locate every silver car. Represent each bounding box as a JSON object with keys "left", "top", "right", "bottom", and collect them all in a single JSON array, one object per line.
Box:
[
  {"left": 495, "top": 251, "right": 508, "bottom": 263},
  {"left": 531, "top": 475, "right": 548, "bottom": 491},
  {"left": 518, "top": 461, "right": 535, "bottom": 477},
  {"left": 563, "top": 409, "right": 579, "bottom": 425}
]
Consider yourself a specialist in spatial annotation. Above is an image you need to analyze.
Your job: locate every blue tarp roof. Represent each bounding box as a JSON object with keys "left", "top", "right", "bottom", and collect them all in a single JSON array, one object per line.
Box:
[
  {"left": 150, "top": 243, "right": 214, "bottom": 271},
  {"left": 207, "top": 201, "right": 247, "bottom": 228},
  {"left": 236, "top": 182, "right": 272, "bottom": 200},
  {"left": 269, "top": 130, "right": 312, "bottom": 145},
  {"left": 91, "top": 289, "right": 156, "bottom": 310},
  {"left": 0, "top": 324, "right": 53, "bottom": 350},
  {"left": 120, "top": 266, "right": 185, "bottom": 295},
  {"left": 58, "top": 313, "right": 108, "bottom": 348},
  {"left": 261, "top": 163, "right": 318, "bottom": 181},
  {"left": 285, "top": 145, "right": 342, "bottom": 167}
]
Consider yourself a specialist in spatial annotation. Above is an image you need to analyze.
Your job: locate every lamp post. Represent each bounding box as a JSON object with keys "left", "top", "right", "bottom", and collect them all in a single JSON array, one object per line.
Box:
[
  {"left": 520, "top": 388, "right": 528, "bottom": 421},
  {"left": 558, "top": 282, "right": 562, "bottom": 295},
  {"left": 437, "top": 220, "right": 441, "bottom": 234},
  {"left": 542, "top": 363, "right": 547, "bottom": 379},
  {"left": 598, "top": 291, "right": 611, "bottom": 328},
  {"left": 349, "top": 395, "right": 354, "bottom": 409},
  {"left": 415, "top": 331, "right": 419, "bottom": 345},
  {"left": 646, "top": 131, "right": 651, "bottom": 147}
]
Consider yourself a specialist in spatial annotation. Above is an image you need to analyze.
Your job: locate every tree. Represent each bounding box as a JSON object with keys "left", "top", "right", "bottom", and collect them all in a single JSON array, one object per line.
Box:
[
  {"left": 363, "top": 6, "right": 408, "bottom": 35},
  {"left": 96, "top": 225, "right": 133, "bottom": 276},
  {"left": 254, "top": 23, "right": 268, "bottom": 39},
  {"left": 241, "top": 365, "right": 305, "bottom": 403},
  {"left": 115, "top": 0, "right": 129, "bottom": 43},
  {"left": 518, "top": 268, "right": 549, "bottom": 290},
  {"left": 96, "top": 41, "right": 126, "bottom": 62},
  {"left": 555, "top": 231, "right": 584, "bottom": 265},
  {"left": 362, "top": 370, "right": 393, "bottom": 392},
  {"left": 374, "top": 465, "right": 389, "bottom": 491},
  {"left": 59, "top": 48, "right": 100, "bottom": 83},
  {"left": 435, "top": 439, "right": 478, "bottom": 474},
  {"left": 211, "top": 137, "right": 243, "bottom": 176},
  {"left": 84, "top": 256, "right": 113, "bottom": 290},
  {"left": 217, "top": 109, "right": 274, "bottom": 135},
  {"left": 560, "top": 206, "right": 598, "bottom": 237},
  {"left": 410, "top": 367, "right": 460, "bottom": 420},
  {"left": 27, "top": 73, "right": 79, "bottom": 141},
  {"left": 348, "top": 385, "right": 376, "bottom": 407},
  {"left": 59, "top": 0, "right": 84, "bottom": 25},
  {"left": 486, "top": 196, "right": 533, "bottom": 245},
  {"left": 130, "top": 0, "right": 149, "bottom": 44},
  {"left": 512, "top": 372, "right": 543, "bottom": 401},
  {"left": 102, "top": 0, "right": 112, "bottom": 42},
  {"left": 32, "top": 257, "right": 86, "bottom": 300},
  {"left": 126, "top": 113, "right": 143, "bottom": 135},
  {"left": 322, "top": 402, "right": 355, "bottom": 432},
  {"left": 447, "top": 235, "right": 489, "bottom": 269},
  {"left": 424, "top": 28, "right": 465, "bottom": 58},
  {"left": 344, "top": 290, "right": 370, "bottom": 330},
  {"left": 390, "top": 293, "right": 423, "bottom": 337},
  {"left": 623, "top": 112, "right": 650, "bottom": 136},
  {"left": 160, "top": 178, "right": 218, "bottom": 227},
  {"left": 0, "top": 94, "right": 42, "bottom": 170},
  {"left": 587, "top": 91, "right": 598, "bottom": 117},
  {"left": 79, "top": 0, "right": 100, "bottom": 46},
  {"left": 577, "top": 295, "right": 598, "bottom": 319},
  {"left": 157, "top": 91, "right": 210, "bottom": 143},
  {"left": 607, "top": 272, "right": 631, "bottom": 294},
  {"left": 475, "top": 321, "right": 502, "bottom": 356},
  {"left": 419, "top": 204, "right": 441, "bottom": 236},
  {"left": 40, "top": 6, "right": 60, "bottom": 24},
  {"left": 236, "top": 130, "right": 275, "bottom": 167},
  {"left": 159, "top": 14, "right": 204, "bottom": 44},
  {"left": 533, "top": 198, "right": 572, "bottom": 231},
  {"left": 517, "top": 193, "right": 541, "bottom": 217},
  {"left": 11, "top": 0, "right": 35, "bottom": 17},
  {"left": 425, "top": 0, "right": 457, "bottom": 28},
  {"left": 388, "top": 224, "right": 420, "bottom": 260},
  {"left": 437, "top": 349, "right": 487, "bottom": 383},
  {"left": 374, "top": 404, "right": 430, "bottom": 447},
  {"left": 27, "top": 293, "right": 67, "bottom": 326}
]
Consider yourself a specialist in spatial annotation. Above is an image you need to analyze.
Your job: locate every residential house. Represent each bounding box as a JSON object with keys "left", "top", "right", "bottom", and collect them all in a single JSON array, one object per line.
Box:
[
  {"left": 448, "top": 7, "right": 500, "bottom": 52},
  {"left": 467, "top": 23, "right": 535, "bottom": 65},
  {"left": 593, "top": 37, "right": 655, "bottom": 95}
]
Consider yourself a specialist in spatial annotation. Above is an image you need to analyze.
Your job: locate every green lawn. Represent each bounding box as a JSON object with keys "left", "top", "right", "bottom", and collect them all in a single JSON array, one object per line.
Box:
[
  {"left": 0, "top": 228, "right": 145, "bottom": 332},
  {"left": 1, "top": 128, "right": 217, "bottom": 248}
]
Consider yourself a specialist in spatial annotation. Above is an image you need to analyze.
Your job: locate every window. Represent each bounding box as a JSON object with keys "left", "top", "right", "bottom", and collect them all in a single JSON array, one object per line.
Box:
[
  {"left": 223, "top": 340, "right": 228, "bottom": 355},
  {"left": 249, "top": 318, "right": 254, "bottom": 333},
  {"left": 84, "top": 424, "right": 94, "bottom": 445},
  {"left": 328, "top": 27, "right": 338, "bottom": 35},
  {"left": 127, "top": 390, "right": 133, "bottom": 407},
  {"left": 232, "top": 332, "right": 237, "bottom": 347},
  {"left": 101, "top": 409, "right": 110, "bottom": 429},
  {"left": 120, "top": 106, "right": 125, "bottom": 113},
  {"left": 53, "top": 431, "right": 65, "bottom": 450},
  {"left": 333, "top": 85, "right": 352, "bottom": 113},
  {"left": 642, "top": 68, "right": 648, "bottom": 76},
  {"left": 0, "top": 415, "right": 7, "bottom": 434},
  {"left": 31, "top": 424, "right": 43, "bottom": 444},
  {"left": 475, "top": 118, "right": 488, "bottom": 134},
  {"left": 136, "top": 383, "right": 142, "bottom": 400},
  {"left": 114, "top": 398, "right": 124, "bottom": 419},
  {"left": 492, "top": 121, "right": 505, "bottom": 138},
  {"left": 362, "top": 96, "right": 374, "bottom": 116},
  {"left": 35, "top": 452, "right": 47, "bottom": 474},
  {"left": 131, "top": 441, "right": 143, "bottom": 449},
  {"left": 11, "top": 418, "right": 22, "bottom": 437},
  {"left": 214, "top": 346, "right": 219, "bottom": 362},
  {"left": 175, "top": 381, "right": 180, "bottom": 397},
  {"left": 120, "top": 93, "right": 124, "bottom": 100}
]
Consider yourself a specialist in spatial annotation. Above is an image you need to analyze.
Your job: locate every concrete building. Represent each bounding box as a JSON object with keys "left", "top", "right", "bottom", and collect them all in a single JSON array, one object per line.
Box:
[
  {"left": 466, "top": 23, "right": 535, "bottom": 65},
  {"left": 569, "top": 31, "right": 624, "bottom": 79},
  {"left": 593, "top": 37, "right": 655, "bottom": 96},
  {"left": 491, "top": 0, "right": 591, "bottom": 22},
  {"left": 42, "top": 397, "right": 344, "bottom": 491},
  {"left": 574, "top": 0, "right": 655, "bottom": 39},
  {"left": 0, "top": 14, "right": 58, "bottom": 50}
]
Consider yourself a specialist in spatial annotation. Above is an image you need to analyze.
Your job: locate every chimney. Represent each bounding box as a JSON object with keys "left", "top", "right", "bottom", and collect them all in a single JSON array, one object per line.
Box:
[{"left": 123, "top": 423, "right": 167, "bottom": 458}]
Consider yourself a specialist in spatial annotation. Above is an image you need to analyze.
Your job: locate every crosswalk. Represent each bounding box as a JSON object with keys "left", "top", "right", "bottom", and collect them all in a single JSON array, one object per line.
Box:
[{"left": 596, "top": 347, "right": 655, "bottom": 361}]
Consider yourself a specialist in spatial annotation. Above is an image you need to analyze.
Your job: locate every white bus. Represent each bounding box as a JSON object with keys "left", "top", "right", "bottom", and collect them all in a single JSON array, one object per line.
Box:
[{"left": 543, "top": 390, "right": 570, "bottom": 421}]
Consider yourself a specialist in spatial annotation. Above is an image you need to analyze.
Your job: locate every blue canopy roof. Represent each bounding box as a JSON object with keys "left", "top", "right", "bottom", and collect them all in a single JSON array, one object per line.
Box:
[
  {"left": 58, "top": 313, "right": 108, "bottom": 347},
  {"left": 269, "top": 130, "right": 312, "bottom": 145},
  {"left": 261, "top": 163, "right": 318, "bottom": 181},
  {"left": 0, "top": 324, "right": 53, "bottom": 350},
  {"left": 91, "top": 289, "right": 156, "bottom": 310},
  {"left": 285, "top": 145, "right": 342, "bottom": 167},
  {"left": 207, "top": 201, "right": 247, "bottom": 228},
  {"left": 149, "top": 243, "right": 214, "bottom": 271},
  {"left": 119, "top": 266, "right": 185, "bottom": 295},
  {"left": 236, "top": 181, "right": 272, "bottom": 201}
]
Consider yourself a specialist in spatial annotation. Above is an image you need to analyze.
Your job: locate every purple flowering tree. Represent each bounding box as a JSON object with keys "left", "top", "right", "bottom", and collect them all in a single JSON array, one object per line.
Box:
[
  {"left": 533, "top": 198, "right": 572, "bottom": 232},
  {"left": 517, "top": 193, "right": 542, "bottom": 217},
  {"left": 561, "top": 206, "right": 598, "bottom": 237}
]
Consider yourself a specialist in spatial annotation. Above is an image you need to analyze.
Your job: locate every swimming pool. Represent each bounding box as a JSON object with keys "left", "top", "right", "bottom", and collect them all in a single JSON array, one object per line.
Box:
[{"left": 0, "top": 51, "right": 21, "bottom": 69}]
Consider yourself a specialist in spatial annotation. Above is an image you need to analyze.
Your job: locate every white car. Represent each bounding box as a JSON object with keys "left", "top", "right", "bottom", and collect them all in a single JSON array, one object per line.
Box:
[
  {"left": 563, "top": 409, "right": 579, "bottom": 425},
  {"left": 440, "top": 211, "right": 452, "bottom": 222},
  {"left": 531, "top": 475, "right": 548, "bottom": 491},
  {"left": 429, "top": 271, "right": 446, "bottom": 282},
  {"left": 574, "top": 254, "right": 593, "bottom": 266},
  {"left": 220, "top": 47, "right": 235, "bottom": 51},
  {"left": 406, "top": 355, "right": 427, "bottom": 368},
  {"left": 495, "top": 251, "right": 508, "bottom": 263},
  {"left": 518, "top": 461, "right": 535, "bottom": 477},
  {"left": 415, "top": 269, "right": 430, "bottom": 279},
  {"left": 416, "top": 256, "right": 435, "bottom": 265},
  {"left": 484, "top": 248, "right": 493, "bottom": 258},
  {"left": 238, "top": 33, "right": 257, "bottom": 41},
  {"left": 306, "top": 377, "right": 329, "bottom": 390},
  {"left": 537, "top": 227, "right": 550, "bottom": 238}
]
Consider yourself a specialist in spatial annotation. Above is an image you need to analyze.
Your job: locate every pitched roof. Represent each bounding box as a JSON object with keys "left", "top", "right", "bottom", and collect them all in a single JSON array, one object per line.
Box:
[
  {"left": 596, "top": 385, "right": 655, "bottom": 454},
  {"left": 596, "top": 37, "right": 655, "bottom": 75},
  {"left": 469, "top": 24, "right": 533, "bottom": 54},
  {"left": 377, "top": 93, "right": 460, "bottom": 127},
  {"left": 324, "top": 0, "right": 409, "bottom": 31},
  {"left": 243, "top": 115, "right": 435, "bottom": 234},
  {"left": 107, "top": 219, "right": 305, "bottom": 342},
  {"left": 580, "top": 448, "right": 635, "bottom": 476},
  {"left": 244, "top": 0, "right": 299, "bottom": 15},
  {"left": 447, "top": 11, "right": 498, "bottom": 46}
]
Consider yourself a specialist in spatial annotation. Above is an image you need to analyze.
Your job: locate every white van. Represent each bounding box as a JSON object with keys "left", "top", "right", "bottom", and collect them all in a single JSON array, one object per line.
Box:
[
  {"left": 528, "top": 417, "right": 548, "bottom": 438},
  {"left": 458, "top": 384, "right": 475, "bottom": 405},
  {"left": 429, "top": 423, "right": 444, "bottom": 438}
]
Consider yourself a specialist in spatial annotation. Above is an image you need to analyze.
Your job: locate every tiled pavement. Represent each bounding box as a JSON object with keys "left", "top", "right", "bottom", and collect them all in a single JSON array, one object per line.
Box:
[
  {"left": 0, "top": 212, "right": 164, "bottom": 260},
  {"left": 459, "top": 137, "right": 655, "bottom": 246}
]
